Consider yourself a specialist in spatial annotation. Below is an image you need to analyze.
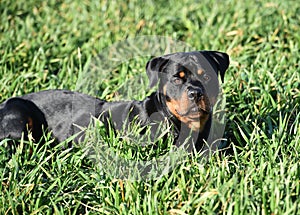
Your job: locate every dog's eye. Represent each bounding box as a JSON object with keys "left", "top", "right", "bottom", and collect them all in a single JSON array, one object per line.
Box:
[
  {"left": 173, "top": 77, "right": 183, "bottom": 85},
  {"left": 203, "top": 74, "right": 211, "bottom": 82}
]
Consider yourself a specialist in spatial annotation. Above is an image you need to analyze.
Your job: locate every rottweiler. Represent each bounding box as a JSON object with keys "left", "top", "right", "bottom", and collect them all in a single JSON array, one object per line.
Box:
[{"left": 0, "top": 51, "right": 229, "bottom": 152}]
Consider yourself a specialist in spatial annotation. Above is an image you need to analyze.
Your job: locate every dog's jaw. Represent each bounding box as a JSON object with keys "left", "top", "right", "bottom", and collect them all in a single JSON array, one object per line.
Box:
[{"left": 165, "top": 97, "right": 211, "bottom": 132}]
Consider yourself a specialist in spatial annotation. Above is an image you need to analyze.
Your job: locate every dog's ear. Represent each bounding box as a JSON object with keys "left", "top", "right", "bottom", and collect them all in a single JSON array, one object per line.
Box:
[
  {"left": 200, "top": 51, "right": 230, "bottom": 82},
  {"left": 146, "top": 57, "right": 169, "bottom": 88}
]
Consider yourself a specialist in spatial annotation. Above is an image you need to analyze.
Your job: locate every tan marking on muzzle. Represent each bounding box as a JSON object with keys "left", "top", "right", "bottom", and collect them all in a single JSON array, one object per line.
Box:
[{"left": 165, "top": 91, "right": 211, "bottom": 132}]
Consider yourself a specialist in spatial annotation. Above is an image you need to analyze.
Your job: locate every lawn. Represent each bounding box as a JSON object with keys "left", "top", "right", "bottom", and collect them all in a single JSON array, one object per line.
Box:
[{"left": 0, "top": 0, "right": 299, "bottom": 214}]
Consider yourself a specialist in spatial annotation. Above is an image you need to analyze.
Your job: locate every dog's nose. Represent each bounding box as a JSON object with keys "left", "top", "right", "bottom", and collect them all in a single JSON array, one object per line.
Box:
[{"left": 187, "top": 87, "right": 203, "bottom": 101}]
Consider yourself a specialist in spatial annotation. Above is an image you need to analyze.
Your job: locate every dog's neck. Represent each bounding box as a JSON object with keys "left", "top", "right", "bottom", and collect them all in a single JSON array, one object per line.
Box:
[{"left": 146, "top": 92, "right": 181, "bottom": 132}]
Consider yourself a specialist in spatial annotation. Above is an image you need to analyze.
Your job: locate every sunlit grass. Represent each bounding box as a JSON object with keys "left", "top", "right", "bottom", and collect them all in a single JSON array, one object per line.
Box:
[{"left": 0, "top": 0, "right": 299, "bottom": 214}]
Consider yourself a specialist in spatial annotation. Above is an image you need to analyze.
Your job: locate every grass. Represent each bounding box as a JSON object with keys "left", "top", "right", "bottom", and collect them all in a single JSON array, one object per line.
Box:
[{"left": 0, "top": 0, "right": 300, "bottom": 214}]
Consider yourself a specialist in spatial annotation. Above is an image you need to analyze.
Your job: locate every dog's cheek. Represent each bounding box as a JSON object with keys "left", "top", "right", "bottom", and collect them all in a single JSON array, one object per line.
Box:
[
  {"left": 165, "top": 98, "right": 189, "bottom": 122},
  {"left": 165, "top": 99, "right": 178, "bottom": 116},
  {"left": 199, "top": 94, "right": 212, "bottom": 113},
  {"left": 165, "top": 86, "right": 191, "bottom": 114},
  {"left": 162, "top": 83, "right": 178, "bottom": 102}
]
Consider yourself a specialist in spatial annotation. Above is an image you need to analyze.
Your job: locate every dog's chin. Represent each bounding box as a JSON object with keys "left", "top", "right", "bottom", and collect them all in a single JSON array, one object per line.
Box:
[
  {"left": 166, "top": 100, "right": 211, "bottom": 131},
  {"left": 175, "top": 106, "right": 211, "bottom": 131},
  {"left": 188, "top": 121, "right": 202, "bottom": 131}
]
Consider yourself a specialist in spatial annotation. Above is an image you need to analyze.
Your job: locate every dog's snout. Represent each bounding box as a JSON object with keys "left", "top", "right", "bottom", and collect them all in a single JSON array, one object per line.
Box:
[{"left": 187, "top": 87, "right": 203, "bottom": 101}]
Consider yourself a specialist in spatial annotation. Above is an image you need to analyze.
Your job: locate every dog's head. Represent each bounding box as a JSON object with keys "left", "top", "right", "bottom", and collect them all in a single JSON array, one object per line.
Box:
[{"left": 146, "top": 51, "right": 229, "bottom": 131}]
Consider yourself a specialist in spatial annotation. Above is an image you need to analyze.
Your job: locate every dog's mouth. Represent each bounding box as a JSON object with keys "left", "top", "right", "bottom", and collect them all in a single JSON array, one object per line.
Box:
[
  {"left": 175, "top": 104, "right": 211, "bottom": 118},
  {"left": 166, "top": 98, "right": 212, "bottom": 131}
]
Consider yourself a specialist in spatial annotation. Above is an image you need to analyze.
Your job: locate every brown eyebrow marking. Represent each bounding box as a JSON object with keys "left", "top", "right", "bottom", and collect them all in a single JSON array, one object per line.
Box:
[
  {"left": 179, "top": 71, "right": 185, "bottom": 78},
  {"left": 197, "top": 69, "right": 204, "bottom": 75}
]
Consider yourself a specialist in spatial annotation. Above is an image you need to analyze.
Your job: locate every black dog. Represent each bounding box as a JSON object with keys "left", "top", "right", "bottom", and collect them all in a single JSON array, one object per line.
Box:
[{"left": 0, "top": 51, "right": 229, "bottom": 152}]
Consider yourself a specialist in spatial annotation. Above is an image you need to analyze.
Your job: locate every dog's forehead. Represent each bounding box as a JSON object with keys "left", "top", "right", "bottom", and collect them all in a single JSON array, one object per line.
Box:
[{"left": 164, "top": 52, "right": 217, "bottom": 73}]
